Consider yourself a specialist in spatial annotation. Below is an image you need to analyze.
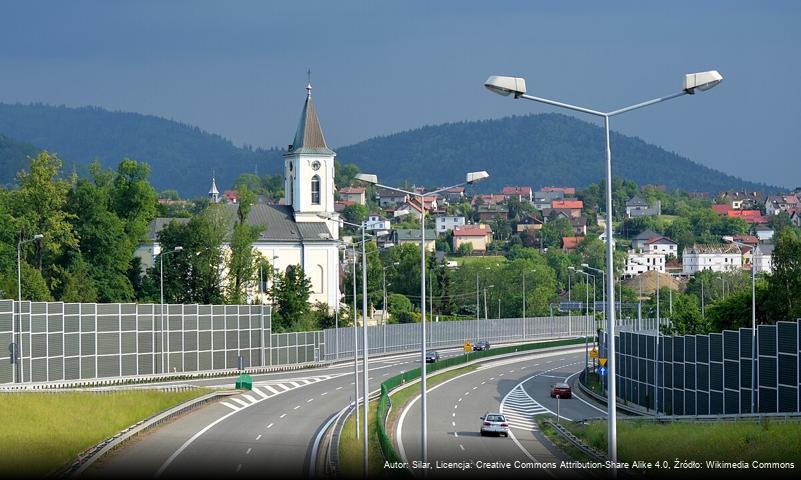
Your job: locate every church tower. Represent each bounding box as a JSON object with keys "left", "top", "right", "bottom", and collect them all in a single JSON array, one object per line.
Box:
[
  {"left": 208, "top": 175, "right": 219, "bottom": 203},
  {"left": 283, "top": 81, "right": 336, "bottom": 225}
]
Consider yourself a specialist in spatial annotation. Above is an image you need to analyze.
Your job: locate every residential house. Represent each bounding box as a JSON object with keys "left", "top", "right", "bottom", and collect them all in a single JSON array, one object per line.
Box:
[
  {"left": 727, "top": 235, "right": 759, "bottom": 247},
  {"left": 682, "top": 244, "right": 742, "bottom": 274},
  {"left": 549, "top": 199, "right": 583, "bottom": 218},
  {"left": 755, "top": 225, "right": 775, "bottom": 242},
  {"left": 516, "top": 214, "right": 544, "bottom": 233},
  {"left": 727, "top": 209, "right": 768, "bottom": 224},
  {"left": 501, "top": 186, "right": 533, "bottom": 202},
  {"left": 791, "top": 210, "right": 801, "bottom": 227},
  {"left": 223, "top": 190, "right": 238, "bottom": 203},
  {"left": 377, "top": 187, "right": 408, "bottom": 207},
  {"left": 738, "top": 243, "right": 774, "bottom": 274},
  {"left": 717, "top": 190, "right": 765, "bottom": 210},
  {"left": 711, "top": 204, "right": 732, "bottom": 215},
  {"left": 765, "top": 195, "right": 800, "bottom": 215},
  {"left": 434, "top": 215, "right": 465, "bottom": 234},
  {"left": 473, "top": 194, "right": 506, "bottom": 206},
  {"left": 339, "top": 186, "right": 366, "bottom": 205},
  {"left": 625, "top": 196, "right": 661, "bottom": 218},
  {"left": 533, "top": 190, "right": 563, "bottom": 210},
  {"left": 452, "top": 224, "right": 493, "bottom": 253},
  {"left": 334, "top": 200, "right": 355, "bottom": 213},
  {"left": 625, "top": 251, "right": 666, "bottom": 277},
  {"left": 364, "top": 214, "right": 391, "bottom": 233},
  {"left": 561, "top": 236, "right": 584, "bottom": 252},
  {"left": 135, "top": 217, "right": 191, "bottom": 270},
  {"left": 631, "top": 229, "right": 662, "bottom": 250},
  {"left": 542, "top": 186, "right": 576, "bottom": 196},
  {"left": 477, "top": 204, "right": 509, "bottom": 221},
  {"left": 643, "top": 236, "right": 678, "bottom": 256},
  {"left": 570, "top": 216, "right": 588, "bottom": 236},
  {"left": 443, "top": 186, "right": 465, "bottom": 203},
  {"left": 392, "top": 229, "right": 437, "bottom": 252}
]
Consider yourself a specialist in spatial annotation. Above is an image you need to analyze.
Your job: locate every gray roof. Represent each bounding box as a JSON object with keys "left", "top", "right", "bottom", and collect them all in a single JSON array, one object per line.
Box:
[
  {"left": 285, "top": 85, "right": 335, "bottom": 156},
  {"left": 223, "top": 204, "right": 334, "bottom": 242},
  {"left": 395, "top": 229, "right": 437, "bottom": 242},
  {"left": 626, "top": 196, "right": 649, "bottom": 207},
  {"left": 147, "top": 217, "right": 190, "bottom": 241},
  {"left": 632, "top": 229, "right": 661, "bottom": 241}
]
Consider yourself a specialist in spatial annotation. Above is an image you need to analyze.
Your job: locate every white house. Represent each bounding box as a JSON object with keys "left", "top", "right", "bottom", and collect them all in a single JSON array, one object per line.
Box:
[
  {"left": 682, "top": 244, "right": 742, "bottom": 275},
  {"left": 643, "top": 236, "right": 678, "bottom": 256},
  {"left": 434, "top": 215, "right": 465, "bottom": 234},
  {"left": 625, "top": 251, "right": 666, "bottom": 277},
  {"left": 755, "top": 225, "right": 775, "bottom": 242},
  {"left": 753, "top": 244, "right": 774, "bottom": 274},
  {"left": 364, "top": 214, "right": 391, "bottom": 234}
]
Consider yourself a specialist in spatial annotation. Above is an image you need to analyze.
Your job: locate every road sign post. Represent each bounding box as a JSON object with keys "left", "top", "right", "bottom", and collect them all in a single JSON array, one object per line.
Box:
[{"left": 598, "top": 366, "right": 608, "bottom": 377}]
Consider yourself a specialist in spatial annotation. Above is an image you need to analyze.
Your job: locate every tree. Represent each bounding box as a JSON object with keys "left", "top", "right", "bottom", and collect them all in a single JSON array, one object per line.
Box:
[
  {"left": 540, "top": 217, "right": 573, "bottom": 248},
  {"left": 112, "top": 158, "right": 158, "bottom": 246},
  {"left": 457, "top": 242, "right": 473, "bottom": 256},
  {"left": 226, "top": 185, "right": 263, "bottom": 304},
  {"left": 387, "top": 293, "right": 413, "bottom": 323},
  {"left": 342, "top": 204, "right": 368, "bottom": 226},
  {"left": 271, "top": 265, "right": 312, "bottom": 331},
  {"left": 334, "top": 161, "right": 361, "bottom": 189},
  {"left": 767, "top": 228, "right": 801, "bottom": 321},
  {"left": 650, "top": 289, "right": 709, "bottom": 335}
]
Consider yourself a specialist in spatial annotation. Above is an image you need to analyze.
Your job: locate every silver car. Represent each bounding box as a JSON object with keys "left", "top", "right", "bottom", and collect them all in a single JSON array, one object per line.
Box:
[{"left": 479, "top": 412, "right": 509, "bottom": 437}]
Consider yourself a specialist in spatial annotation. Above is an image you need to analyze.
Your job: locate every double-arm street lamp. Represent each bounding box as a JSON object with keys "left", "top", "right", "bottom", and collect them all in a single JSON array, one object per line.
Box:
[
  {"left": 486, "top": 70, "right": 723, "bottom": 464},
  {"left": 571, "top": 267, "right": 592, "bottom": 371},
  {"left": 355, "top": 170, "right": 489, "bottom": 467},
  {"left": 15, "top": 234, "right": 43, "bottom": 382},
  {"left": 733, "top": 240, "right": 759, "bottom": 413}
]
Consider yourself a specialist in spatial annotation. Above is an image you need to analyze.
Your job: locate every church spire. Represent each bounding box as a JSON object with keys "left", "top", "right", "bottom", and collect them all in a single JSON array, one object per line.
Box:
[
  {"left": 209, "top": 173, "right": 219, "bottom": 203},
  {"left": 286, "top": 77, "right": 333, "bottom": 155}
]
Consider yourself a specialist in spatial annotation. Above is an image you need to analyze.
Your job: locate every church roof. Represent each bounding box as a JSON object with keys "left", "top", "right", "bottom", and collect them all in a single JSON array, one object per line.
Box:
[
  {"left": 286, "top": 83, "right": 335, "bottom": 156},
  {"left": 224, "top": 204, "right": 334, "bottom": 242},
  {"left": 209, "top": 177, "right": 219, "bottom": 195}
]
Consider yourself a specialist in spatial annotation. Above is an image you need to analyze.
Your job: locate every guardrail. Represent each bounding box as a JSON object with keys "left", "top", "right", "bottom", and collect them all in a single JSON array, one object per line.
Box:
[{"left": 375, "top": 337, "right": 590, "bottom": 475}]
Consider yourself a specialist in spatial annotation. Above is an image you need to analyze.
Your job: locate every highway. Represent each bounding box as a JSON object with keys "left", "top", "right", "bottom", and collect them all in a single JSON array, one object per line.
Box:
[
  {"left": 85, "top": 348, "right": 466, "bottom": 478},
  {"left": 397, "top": 348, "right": 609, "bottom": 478}
]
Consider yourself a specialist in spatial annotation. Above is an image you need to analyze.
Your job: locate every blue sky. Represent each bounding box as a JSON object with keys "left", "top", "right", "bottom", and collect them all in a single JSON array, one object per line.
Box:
[{"left": 1, "top": 0, "right": 799, "bottom": 188}]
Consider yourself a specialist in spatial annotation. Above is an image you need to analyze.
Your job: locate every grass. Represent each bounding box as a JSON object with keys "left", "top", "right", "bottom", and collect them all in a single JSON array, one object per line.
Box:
[
  {"left": 565, "top": 418, "right": 801, "bottom": 465},
  {"left": 338, "top": 365, "right": 477, "bottom": 477},
  {"left": 583, "top": 371, "right": 606, "bottom": 396},
  {"left": 0, "top": 389, "right": 210, "bottom": 476},
  {"left": 536, "top": 416, "right": 599, "bottom": 465}
]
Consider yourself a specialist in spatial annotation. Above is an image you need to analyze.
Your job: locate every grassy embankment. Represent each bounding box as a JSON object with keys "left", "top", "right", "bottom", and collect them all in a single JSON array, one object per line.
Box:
[
  {"left": 339, "top": 365, "right": 477, "bottom": 478},
  {"left": 0, "top": 389, "right": 209, "bottom": 476}
]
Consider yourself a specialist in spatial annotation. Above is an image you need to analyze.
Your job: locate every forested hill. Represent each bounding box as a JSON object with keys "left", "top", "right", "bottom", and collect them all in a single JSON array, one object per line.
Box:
[
  {"left": 336, "top": 113, "right": 777, "bottom": 194},
  {"left": 0, "top": 103, "right": 282, "bottom": 196},
  {"left": 1, "top": 103, "right": 777, "bottom": 196},
  {"left": 0, "top": 133, "right": 41, "bottom": 187}
]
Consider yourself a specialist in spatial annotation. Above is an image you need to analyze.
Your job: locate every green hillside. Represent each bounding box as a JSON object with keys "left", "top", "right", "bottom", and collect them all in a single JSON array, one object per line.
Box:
[
  {"left": 336, "top": 113, "right": 779, "bottom": 194},
  {"left": 0, "top": 104, "right": 779, "bottom": 196},
  {"left": 0, "top": 134, "right": 41, "bottom": 187}
]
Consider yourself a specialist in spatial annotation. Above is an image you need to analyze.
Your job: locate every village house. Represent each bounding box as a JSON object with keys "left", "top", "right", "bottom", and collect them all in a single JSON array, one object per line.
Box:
[
  {"left": 625, "top": 251, "right": 666, "bottom": 277},
  {"left": 561, "top": 236, "right": 584, "bottom": 252},
  {"left": 339, "top": 186, "right": 366, "bottom": 205},
  {"left": 434, "top": 214, "right": 466, "bottom": 234},
  {"left": 453, "top": 224, "right": 493, "bottom": 253},
  {"left": 516, "top": 214, "right": 544, "bottom": 232},
  {"left": 364, "top": 214, "right": 391, "bottom": 233},
  {"left": 625, "top": 196, "right": 661, "bottom": 218},
  {"left": 642, "top": 236, "right": 678, "bottom": 256},
  {"left": 631, "top": 229, "right": 662, "bottom": 250},
  {"left": 547, "top": 199, "right": 583, "bottom": 219},
  {"left": 682, "top": 244, "right": 742, "bottom": 274},
  {"left": 765, "top": 194, "right": 800, "bottom": 215},
  {"left": 443, "top": 186, "right": 465, "bottom": 203},
  {"left": 533, "top": 190, "right": 563, "bottom": 210},
  {"left": 501, "top": 186, "right": 533, "bottom": 202},
  {"left": 376, "top": 187, "right": 408, "bottom": 207},
  {"left": 391, "top": 229, "right": 437, "bottom": 252},
  {"left": 717, "top": 190, "right": 765, "bottom": 210},
  {"left": 477, "top": 204, "right": 509, "bottom": 221}
]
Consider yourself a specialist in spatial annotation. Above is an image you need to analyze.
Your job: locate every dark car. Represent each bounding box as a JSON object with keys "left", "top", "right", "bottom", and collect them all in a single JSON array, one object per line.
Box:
[
  {"left": 425, "top": 351, "right": 440, "bottom": 363},
  {"left": 473, "top": 340, "right": 491, "bottom": 351},
  {"left": 550, "top": 382, "right": 572, "bottom": 399}
]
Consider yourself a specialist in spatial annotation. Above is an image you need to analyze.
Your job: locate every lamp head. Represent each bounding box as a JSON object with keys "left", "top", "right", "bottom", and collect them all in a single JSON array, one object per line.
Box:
[
  {"left": 683, "top": 70, "right": 723, "bottom": 94},
  {"left": 33, "top": 234, "right": 43, "bottom": 240},
  {"left": 484, "top": 75, "right": 527, "bottom": 97},
  {"left": 355, "top": 173, "right": 378, "bottom": 185},
  {"left": 466, "top": 171, "right": 489, "bottom": 184},
  {"left": 174, "top": 246, "right": 183, "bottom": 252},
  {"left": 580, "top": 263, "right": 589, "bottom": 268}
]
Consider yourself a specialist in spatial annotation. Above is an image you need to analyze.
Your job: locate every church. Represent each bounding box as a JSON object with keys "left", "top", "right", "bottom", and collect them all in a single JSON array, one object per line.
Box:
[{"left": 138, "top": 81, "right": 341, "bottom": 307}]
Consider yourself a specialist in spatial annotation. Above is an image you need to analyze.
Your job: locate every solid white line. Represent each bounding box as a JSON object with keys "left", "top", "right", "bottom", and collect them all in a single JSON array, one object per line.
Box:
[
  {"left": 267, "top": 423, "right": 274, "bottom": 429},
  {"left": 452, "top": 421, "right": 455, "bottom": 427},
  {"left": 563, "top": 369, "right": 608, "bottom": 415}
]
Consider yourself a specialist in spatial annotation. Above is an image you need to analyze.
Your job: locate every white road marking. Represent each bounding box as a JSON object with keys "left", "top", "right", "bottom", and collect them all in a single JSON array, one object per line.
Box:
[
  {"left": 321, "top": 392, "right": 328, "bottom": 396},
  {"left": 293, "top": 405, "right": 301, "bottom": 410},
  {"left": 452, "top": 421, "right": 456, "bottom": 427},
  {"left": 267, "top": 423, "right": 274, "bottom": 429},
  {"left": 481, "top": 381, "right": 486, "bottom": 385},
  {"left": 499, "top": 373, "right": 504, "bottom": 376},
  {"left": 220, "top": 402, "right": 240, "bottom": 411},
  {"left": 458, "top": 397, "right": 462, "bottom": 402},
  {"left": 236, "top": 464, "right": 242, "bottom": 472},
  {"left": 454, "top": 405, "right": 458, "bottom": 409},
  {"left": 253, "top": 388, "right": 269, "bottom": 399},
  {"left": 489, "top": 377, "right": 495, "bottom": 380},
  {"left": 262, "top": 385, "right": 281, "bottom": 395},
  {"left": 459, "top": 444, "right": 465, "bottom": 451},
  {"left": 242, "top": 394, "right": 257, "bottom": 404},
  {"left": 452, "top": 413, "right": 455, "bottom": 417},
  {"left": 336, "top": 386, "right": 343, "bottom": 390},
  {"left": 256, "top": 434, "right": 262, "bottom": 440},
  {"left": 307, "top": 398, "right": 314, "bottom": 403},
  {"left": 246, "top": 448, "right": 252, "bottom": 455},
  {"left": 454, "top": 432, "right": 458, "bottom": 437},
  {"left": 232, "top": 398, "right": 250, "bottom": 408},
  {"left": 280, "top": 414, "right": 287, "bottom": 419}
]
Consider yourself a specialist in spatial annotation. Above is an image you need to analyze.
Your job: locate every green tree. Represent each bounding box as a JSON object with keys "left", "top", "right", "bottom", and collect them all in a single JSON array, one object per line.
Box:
[
  {"left": 271, "top": 265, "right": 312, "bottom": 331},
  {"left": 226, "top": 185, "right": 263, "bottom": 304},
  {"left": 334, "top": 161, "right": 361, "bottom": 189},
  {"left": 387, "top": 293, "right": 413, "bottom": 322},
  {"left": 112, "top": 158, "right": 158, "bottom": 246},
  {"left": 342, "top": 204, "right": 368, "bottom": 226},
  {"left": 540, "top": 217, "right": 573, "bottom": 248},
  {"left": 767, "top": 228, "right": 801, "bottom": 321}
]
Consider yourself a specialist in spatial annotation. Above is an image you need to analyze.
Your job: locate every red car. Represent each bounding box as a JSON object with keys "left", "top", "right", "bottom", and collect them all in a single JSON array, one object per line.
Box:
[{"left": 550, "top": 382, "right": 572, "bottom": 399}]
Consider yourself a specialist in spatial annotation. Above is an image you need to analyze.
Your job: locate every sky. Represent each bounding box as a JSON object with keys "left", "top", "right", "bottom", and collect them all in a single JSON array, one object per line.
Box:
[{"left": 1, "top": 0, "right": 799, "bottom": 188}]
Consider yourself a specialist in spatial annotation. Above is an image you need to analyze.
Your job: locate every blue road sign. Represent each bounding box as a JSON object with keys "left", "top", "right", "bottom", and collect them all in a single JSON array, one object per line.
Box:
[{"left": 598, "top": 366, "right": 608, "bottom": 377}]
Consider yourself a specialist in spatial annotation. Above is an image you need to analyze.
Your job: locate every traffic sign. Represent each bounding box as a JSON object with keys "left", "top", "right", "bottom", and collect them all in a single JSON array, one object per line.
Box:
[
  {"left": 599, "top": 357, "right": 607, "bottom": 366},
  {"left": 464, "top": 341, "right": 472, "bottom": 352},
  {"left": 598, "top": 366, "right": 608, "bottom": 377},
  {"left": 590, "top": 348, "right": 598, "bottom": 359}
]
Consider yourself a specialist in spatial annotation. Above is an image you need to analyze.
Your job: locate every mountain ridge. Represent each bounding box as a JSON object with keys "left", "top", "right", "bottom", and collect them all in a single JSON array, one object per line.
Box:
[{"left": 0, "top": 102, "right": 781, "bottom": 196}]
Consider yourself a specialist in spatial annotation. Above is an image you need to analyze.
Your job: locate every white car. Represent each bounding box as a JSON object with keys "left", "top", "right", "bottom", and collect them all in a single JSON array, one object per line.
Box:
[{"left": 479, "top": 412, "right": 509, "bottom": 437}]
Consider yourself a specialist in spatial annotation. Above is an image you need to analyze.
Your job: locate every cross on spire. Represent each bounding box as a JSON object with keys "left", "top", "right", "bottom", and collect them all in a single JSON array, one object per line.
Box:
[{"left": 306, "top": 68, "right": 312, "bottom": 98}]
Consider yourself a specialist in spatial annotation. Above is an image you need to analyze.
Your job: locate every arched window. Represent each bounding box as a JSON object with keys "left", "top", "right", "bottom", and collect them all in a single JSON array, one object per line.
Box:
[
  {"left": 315, "top": 265, "right": 325, "bottom": 294},
  {"left": 311, "top": 175, "right": 321, "bottom": 205}
]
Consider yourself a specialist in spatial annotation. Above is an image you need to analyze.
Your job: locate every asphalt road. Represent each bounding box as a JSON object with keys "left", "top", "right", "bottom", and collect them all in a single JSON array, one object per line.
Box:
[
  {"left": 84, "top": 347, "right": 466, "bottom": 479},
  {"left": 397, "top": 348, "right": 609, "bottom": 479}
]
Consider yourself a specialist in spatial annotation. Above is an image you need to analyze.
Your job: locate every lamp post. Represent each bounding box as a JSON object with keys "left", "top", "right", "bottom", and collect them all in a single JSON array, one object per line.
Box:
[
  {"left": 355, "top": 171, "right": 489, "bottom": 467},
  {"left": 486, "top": 69, "right": 723, "bottom": 464},
  {"left": 734, "top": 240, "right": 758, "bottom": 413},
  {"left": 159, "top": 245, "right": 183, "bottom": 374},
  {"left": 572, "top": 268, "right": 592, "bottom": 370},
  {"left": 522, "top": 269, "right": 536, "bottom": 340},
  {"left": 16, "top": 234, "right": 43, "bottom": 383}
]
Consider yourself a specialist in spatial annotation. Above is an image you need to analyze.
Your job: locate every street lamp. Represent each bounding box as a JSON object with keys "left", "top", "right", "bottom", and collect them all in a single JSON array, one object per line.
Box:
[
  {"left": 15, "top": 233, "right": 43, "bottom": 383},
  {"left": 355, "top": 170, "right": 489, "bottom": 466},
  {"left": 733, "top": 240, "right": 758, "bottom": 413},
  {"left": 159, "top": 246, "right": 183, "bottom": 374},
  {"left": 488, "top": 70, "right": 723, "bottom": 463},
  {"left": 572, "top": 268, "right": 592, "bottom": 371},
  {"left": 522, "top": 269, "right": 536, "bottom": 340}
]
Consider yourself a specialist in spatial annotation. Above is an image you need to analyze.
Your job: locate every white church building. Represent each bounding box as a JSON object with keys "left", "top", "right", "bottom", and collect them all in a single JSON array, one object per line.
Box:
[{"left": 137, "top": 82, "right": 341, "bottom": 306}]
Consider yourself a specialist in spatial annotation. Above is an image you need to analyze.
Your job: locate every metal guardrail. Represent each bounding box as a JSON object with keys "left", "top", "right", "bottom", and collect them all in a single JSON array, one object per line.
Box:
[
  {"left": 543, "top": 420, "right": 607, "bottom": 462},
  {"left": 58, "top": 389, "right": 238, "bottom": 478}
]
